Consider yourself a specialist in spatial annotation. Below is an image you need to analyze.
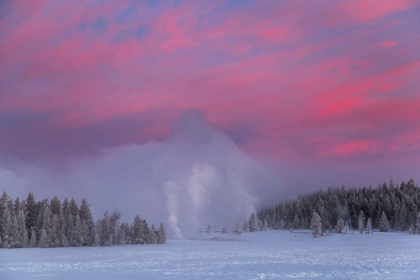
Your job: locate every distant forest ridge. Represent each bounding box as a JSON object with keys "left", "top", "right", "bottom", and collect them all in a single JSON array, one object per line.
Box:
[
  {"left": 258, "top": 179, "right": 420, "bottom": 233},
  {"left": 0, "top": 193, "right": 166, "bottom": 249}
]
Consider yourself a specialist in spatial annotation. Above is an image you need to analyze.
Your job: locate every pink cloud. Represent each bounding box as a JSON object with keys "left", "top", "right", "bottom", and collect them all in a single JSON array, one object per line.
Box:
[{"left": 0, "top": 0, "right": 419, "bottom": 168}]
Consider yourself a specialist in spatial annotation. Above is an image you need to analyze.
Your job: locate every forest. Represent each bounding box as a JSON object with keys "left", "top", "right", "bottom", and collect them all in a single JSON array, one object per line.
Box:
[
  {"left": 257, "top": 179, "right": 420, "bottom": 234},
  {"left": 0, "top": 192, "right": 166, "bottom": 248}
]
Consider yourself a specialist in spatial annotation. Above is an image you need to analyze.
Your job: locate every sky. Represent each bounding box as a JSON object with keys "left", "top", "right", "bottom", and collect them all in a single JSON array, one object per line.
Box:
[{"left": 1, "top": 1, "right": 420, "bottom": 232}]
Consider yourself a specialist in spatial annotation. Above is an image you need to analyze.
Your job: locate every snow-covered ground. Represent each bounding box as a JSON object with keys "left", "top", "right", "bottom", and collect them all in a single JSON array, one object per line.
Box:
[{"left": 1, "top": 230, "right": 420, "bottom": 279}]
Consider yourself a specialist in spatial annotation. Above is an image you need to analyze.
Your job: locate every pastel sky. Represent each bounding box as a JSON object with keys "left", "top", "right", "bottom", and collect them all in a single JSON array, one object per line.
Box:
[{"left": 1, "top": 0, "right": 420, "bottom": 194}]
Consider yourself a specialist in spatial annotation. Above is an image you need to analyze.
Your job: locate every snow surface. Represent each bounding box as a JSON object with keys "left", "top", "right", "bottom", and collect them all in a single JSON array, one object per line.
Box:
[{"left": 1, "top": 230, "right": 420, "bottom": 279}]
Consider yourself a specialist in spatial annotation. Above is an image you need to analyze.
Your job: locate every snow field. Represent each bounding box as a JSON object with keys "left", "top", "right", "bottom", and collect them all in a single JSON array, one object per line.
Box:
[{"left": 1, "top": 230, "right": 420, "bottom": 279}]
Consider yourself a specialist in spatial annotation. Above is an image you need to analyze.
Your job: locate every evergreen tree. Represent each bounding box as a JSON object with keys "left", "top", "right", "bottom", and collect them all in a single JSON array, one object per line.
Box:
[
  {"left": 357, "top": 210, "right": 364, "bottom": 233},
  {"left": 94, "top": 219, "right": 102, "bottom": 246},
  {"left": 262, "top": 219, "right": 268, "bottom": 231},
  {"left": 378, "top": 211, "right": 390, "bottom": 232},
  {"left": 293, "top": 215, "right": 300, "bottom": 230},
  {"left": 366, "top": 217, "right": 373, "bottom": 234},
  {"left": 310, "top": 212, "right": 322, "bottom": 237},
  {"left": 17, "top": 210, "right": 28, "bottom": 248},
  {"left": 29, "top": 228, "right": 37, "bottom": 247},
  {"left": 249, "top": 213, "right": 259, "bottom": 232},
  {"left": 335, "top": 218, "right": 345, "bottom": 233},
  {"left": 243, "top": 220, "right": 249, "bottom": 233},
  {"left": 416, "top": 212, "right": 420, "bottom": 234},
  {"left": 233, "top": 222, "right": 242, "bottom": 234},
  {"left": 38, "top": 229, "right": 49, "bottom": 248},
  {"left": 147, "top": 225, "right": 158, "bottom": 244},
  {"left": 25, "top": 193, "right": 37, "bottom": 239},
  {"left": 157, "top": 223, "right": 166, "bottom": 244},
  {"left": 409, "top": 224, "right": 415, "bottom": 235},
  {"left": 207, "top": 223, "right": 212, "bottom": 233},
  {"left": 131, "top": 215, "right": 144, "bottom": 244},
  {"left": 101, "top": 212, "right": 111, "bottom": 246},
  {"left": 221, "top": 227, "right": 228, "bottom": 234},
  {"left": 79, "top": 199, "right": 94, "bottom": 246},
  {"left": 72, "top": 214, "right": 83, "bottom": 246}
]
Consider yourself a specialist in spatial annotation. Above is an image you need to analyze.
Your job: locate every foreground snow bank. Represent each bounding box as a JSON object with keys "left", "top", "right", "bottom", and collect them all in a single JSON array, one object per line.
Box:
[{"left": 1, "top": 230, "right": 419, "bottom": 279}]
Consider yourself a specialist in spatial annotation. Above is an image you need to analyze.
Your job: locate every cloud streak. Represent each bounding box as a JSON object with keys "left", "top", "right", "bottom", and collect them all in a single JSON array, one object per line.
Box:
[{"left": 0, "top": 1, "right": 419, "bottom": 201}]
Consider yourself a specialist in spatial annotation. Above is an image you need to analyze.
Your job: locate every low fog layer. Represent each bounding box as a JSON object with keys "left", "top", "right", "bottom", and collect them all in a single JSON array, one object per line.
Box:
[{"left": 0, "top": 110, "right": 281, "bottom": 237}]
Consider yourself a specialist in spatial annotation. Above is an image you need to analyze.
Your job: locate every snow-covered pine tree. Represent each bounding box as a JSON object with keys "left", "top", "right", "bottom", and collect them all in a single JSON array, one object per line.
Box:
[
  {"left": 233, "top": 222, "right": 242, "bottom": 234},
  {"left": 141, "top": 219, "right": 150, "bottom": 244},
  {"left": 416, "top": 212, "right": 420, "bottom": 234},
  {"left": 378, "top": 211, "right": 390, "bottom": 232},
  {"left": 221, "top": 227, "right": 228, "bottom": 234},
  {"left": 38, "top": 228, "right": 49, "bottom": 248},
  {"left": 101, "top": 212, "right": 111, "bottom": 246},
  {"left": 310, "top": 212, "right": 322, "bottom": 237},
  {"left": 17, "top": 210, "right": 28, "bottom": 248},
  {"left": 73, "top": 214, "right": 83, "bottom": 247},
  {"left": 243, "top": 220, "right": 249, "bottom": 232},
  {"left": 207, "top": 223, "right": 212, "bottom": 233},
  {"left": 25, "top": 193, "right": 37, "bottom": 242},
  {"left": 29, "top": 228, "right": 37, "bottom": 247},
  {"left": 49, "top": 214, "right": 59, "bottom": 247},
  {"left": 335, "top": 218, "right": 345, "bottom": 233},
  {"left": 109, "top": 210, "right": 121, "bottom": 246},
  {"left": 94, "top": 219, "right": 102, "bottom": 246},
  {"left": 366, "top": 217, "right": 373, "bottom": 234},
  {"left": 409, "top": 224, "right": 415, "bottom": 235},
  {"left": 278, "top": 220, "right": 285, "bottom": 230},
  {"left": 147, "top": 225, "right": 157, "bottom": 244},
  {"left": 258, "top": 220, "right": 263, "bottom": 231},
  {"left": 293, "top": 215, "right": 299, "bottom": 230},
  {"left": 249, "top": 213, "right": 259, "bottom": 232},
  {"left": 160, "top": 223, "right": 166, "bottom": 244},
  {"left": 263, "top": 219, "right": 268, "bottom": 231},
  {"left": 157, "top": 223, "right": 166, "bottom": 244},
  {"left": 120, "top": 222, "right": 131, "bottom": 244},
  {"left": 80, "top": 199, "right": 95, "bottom": 246},
  {"left": 357, "top": 210, "right": 364, "bottom": 233},
  {"left": 131, "top": 215, "right": 144, "bottom": 244}
]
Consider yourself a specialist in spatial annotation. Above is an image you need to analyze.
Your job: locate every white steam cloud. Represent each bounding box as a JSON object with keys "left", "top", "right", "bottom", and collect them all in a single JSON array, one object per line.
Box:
[{"left": 0, "top": 110, "right": 280, "bottom": 237}]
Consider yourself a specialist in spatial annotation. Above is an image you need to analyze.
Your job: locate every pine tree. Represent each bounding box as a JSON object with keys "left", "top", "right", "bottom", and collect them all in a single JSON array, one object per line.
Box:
[
  {"left": 335, "top": 218, "right": 345, "bottom": 233},
  {"left": 233, "top": 222, "right": 242, "bottom": 234},
  {"left": 357, "top": 210, "right": 364, "bottom": 233},
  {"left": 25, "top": 193, "right": 36, "bottom": 242},
  {"left": 293, "top": 215, "right": 300, "bottom": 230},
  {"left": 310, "top": 212, "right": 322, "bottom": 237},
  {"left": 221, "top": 227, "right": 228, "bottom": 234},
  {"left": 409, "top": 224, "right": 415, "bottom": 235},
  {"left": 262, "top": 219, "right": 268, "bottom": 231},
  {"left": 17, "top": 210, "right": 27, "bottom": 247},
  {"left": 39, "top": 229, "right": 49, "bottom": 248},
  {"left": 378, "top": 211, "right": 390, "bottom": 232},
  {"left": 243, "top": 220, "right": 249, "bottom": 233},
  {"left": 207, "top": 223, "right": 212, "bottom": 233},
  {"left": 416, "top": 212, "right": 420, "bottom": 235},
  {"left": 101, "top": 212, "right": 111, "bottom": 246},
  {"left": 80, "top": 199, "right": 94, "bottom": 246},
  {"left": 157, "top": 223, "right": 166, "bottom": 244},
  {"left": 131, "top": 215, "right": 144, "bottom": 244},
  {"left": 249, "top": 213, "right": 259, "bottom": 232},
  {"left": 72, "top": 215, "right": 83, "bottom": 246},
  {"left": 29, "top": 228, "right": 37, "bottom": 247},
  {"left": 366, "top": 217, "right": 373, "bottom": 234},
  {"left": 94, "top": 219, "right": 102, "bottom": 246},
  {"left": 147, "top": 225, "right": 158, "bottom": 244}
]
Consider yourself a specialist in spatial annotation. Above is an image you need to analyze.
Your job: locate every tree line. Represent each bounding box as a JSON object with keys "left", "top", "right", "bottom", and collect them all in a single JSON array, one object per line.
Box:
[
  {"left": 0, "top": 192, "right": 166, "bottom": 248},
  {"left": 256, "top": 179, "right": 420, "bottom": 234}
]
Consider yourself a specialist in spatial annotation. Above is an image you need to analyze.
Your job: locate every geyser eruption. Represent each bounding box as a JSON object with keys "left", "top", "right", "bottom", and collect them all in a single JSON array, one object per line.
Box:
[{"left": 0, "top": 110, "right": 280, "bottom": 237}]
